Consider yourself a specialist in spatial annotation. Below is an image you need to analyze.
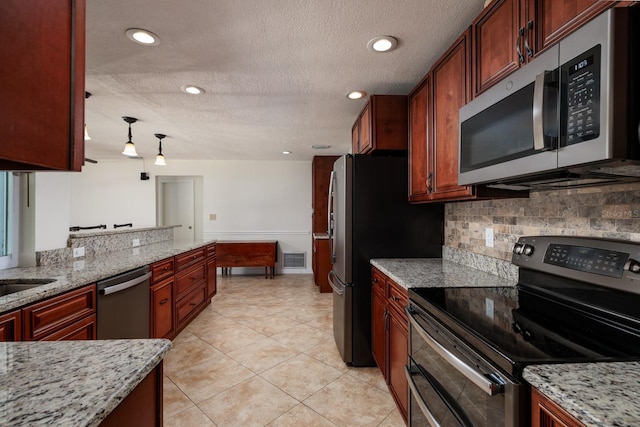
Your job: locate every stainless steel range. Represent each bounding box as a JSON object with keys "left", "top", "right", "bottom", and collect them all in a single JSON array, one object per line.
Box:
[{"left": 406, "top": 236, "right": 640, "bottom": 426}]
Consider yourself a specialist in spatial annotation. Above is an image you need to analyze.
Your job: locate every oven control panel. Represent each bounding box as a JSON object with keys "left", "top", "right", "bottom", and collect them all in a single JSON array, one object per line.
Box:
[
  {"left": 512, "top": 236, "right": 640, "bottom": 294},
  {"left": 543, "top": 244, "right": 628, "bottom": 278}
]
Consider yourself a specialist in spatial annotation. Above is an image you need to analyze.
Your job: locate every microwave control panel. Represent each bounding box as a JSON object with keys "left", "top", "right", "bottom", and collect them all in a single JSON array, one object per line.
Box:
[{"left": 563, "top": 44, "right": 601, "bottom": 146}]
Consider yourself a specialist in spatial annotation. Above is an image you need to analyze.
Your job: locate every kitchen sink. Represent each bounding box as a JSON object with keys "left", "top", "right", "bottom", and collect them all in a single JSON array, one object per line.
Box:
[{"left": 0, "top": 279, "right": 56, "bottom": 297}]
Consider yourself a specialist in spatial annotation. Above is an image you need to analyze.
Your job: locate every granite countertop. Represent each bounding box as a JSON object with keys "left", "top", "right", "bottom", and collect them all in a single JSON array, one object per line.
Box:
[
  {"left": 370, "top": 258, "right": 516, "bottom": 290},
  {"left": 524, "top": 362, "right": 640, "bottom": 427},
  {"left": 0, "top": 339, "right": 171, "bottom": 426},
  {"left": 0, "top": 238, "right": 215, "bottom": 313}
]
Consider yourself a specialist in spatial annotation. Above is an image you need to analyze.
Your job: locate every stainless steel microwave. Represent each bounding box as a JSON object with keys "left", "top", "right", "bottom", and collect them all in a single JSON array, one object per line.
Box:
[{"left": 458, "top": 8, "right": 640, "bottom": 190}]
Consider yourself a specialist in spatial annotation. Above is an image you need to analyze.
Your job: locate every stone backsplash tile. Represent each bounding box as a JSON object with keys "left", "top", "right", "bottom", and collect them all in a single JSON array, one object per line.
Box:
[{"left": 445, "top": 182, "right": 640, "bottom": 262}]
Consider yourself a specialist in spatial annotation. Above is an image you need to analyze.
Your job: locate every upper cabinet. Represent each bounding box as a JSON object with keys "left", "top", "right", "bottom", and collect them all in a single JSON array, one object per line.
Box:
[
  {"left": 472, "top": 0, "right": 611, "bottom": 96},
  {"left": 0, "top": 0, "right": 86, "bottom": 171},
  {"left": 352, "top": 95, "right": 408, "bottom": 154}
]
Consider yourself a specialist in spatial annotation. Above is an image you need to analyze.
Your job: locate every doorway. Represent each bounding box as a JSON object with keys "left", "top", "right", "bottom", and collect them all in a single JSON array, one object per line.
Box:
[{"left": 156, "top": 176, "right": 203, "bottom": 241}]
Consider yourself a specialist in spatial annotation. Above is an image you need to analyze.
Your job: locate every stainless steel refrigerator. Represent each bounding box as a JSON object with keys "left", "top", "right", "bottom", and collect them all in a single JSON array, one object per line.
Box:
[{"left": 327, "top": 154, "right": 443, "bottom": 366}]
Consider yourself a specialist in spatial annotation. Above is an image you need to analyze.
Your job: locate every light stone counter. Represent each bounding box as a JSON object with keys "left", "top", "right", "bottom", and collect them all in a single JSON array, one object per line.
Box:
[
  {"left": 0, "top": 238, "right": 215, "bottom": 313},
  {"left": 524, "top": 362, "right": 640, "bottom": 427},
  {"left": 0, "top": 339, "right": 171, "bottom": 426},
  {"left": 370, "top": 258, "right": 516, "bottom": 290}
]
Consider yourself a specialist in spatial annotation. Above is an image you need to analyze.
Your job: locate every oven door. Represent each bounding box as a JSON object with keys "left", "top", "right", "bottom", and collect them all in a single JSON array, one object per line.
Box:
[{"left": 406, "top": 302, "right": 526, "bottom": 427}]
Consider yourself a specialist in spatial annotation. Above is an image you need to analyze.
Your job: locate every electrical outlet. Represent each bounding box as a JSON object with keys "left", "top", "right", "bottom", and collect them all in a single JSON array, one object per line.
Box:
[
  {"left": 73, "top": 260, "right": 85, "bottom": 270},
  {"left": 73, "top": 247, "right": 85, "bottom": 258},
  {"left": 132, "top": 239, "right": 140, "bottom": 247},
  {"left": 209, "top": 213, "right": 217, "bottom": 221},
  {"left": 485, "top": 228, "right": 494, "bottom": 248},
  {"left": 132, "top": 247, "right": 140, "bottom": 256}
]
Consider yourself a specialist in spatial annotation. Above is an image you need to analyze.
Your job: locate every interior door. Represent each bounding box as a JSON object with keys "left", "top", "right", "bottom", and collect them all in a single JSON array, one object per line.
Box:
[{"left": 160, "top": 180, "right": 194, "bottom": 241}]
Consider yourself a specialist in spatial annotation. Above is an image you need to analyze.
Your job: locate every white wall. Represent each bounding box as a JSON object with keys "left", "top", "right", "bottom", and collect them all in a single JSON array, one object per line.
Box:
[{"left": 37, "top": 159, "right": 314, "bottom": 273}]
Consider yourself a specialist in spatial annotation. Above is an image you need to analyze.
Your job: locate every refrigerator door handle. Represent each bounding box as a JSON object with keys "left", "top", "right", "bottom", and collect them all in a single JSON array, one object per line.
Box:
[
  {"left": 328, "top": 270, "right": 344, "bottom": 295},
  {"left": 327, "top": 170, "right": 336, "bottom": 264}
]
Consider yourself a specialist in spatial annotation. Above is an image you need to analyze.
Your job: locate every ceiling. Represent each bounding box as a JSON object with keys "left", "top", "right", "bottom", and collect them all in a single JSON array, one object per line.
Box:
[{"left": 84, "top": 0, "right": 485, "bottom": 162}]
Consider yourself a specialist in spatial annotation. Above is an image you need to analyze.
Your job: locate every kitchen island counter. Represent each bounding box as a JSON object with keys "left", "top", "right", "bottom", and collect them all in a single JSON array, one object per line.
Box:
[
  {"left": 370, "top": 258, "right": 515, "bottom": 290},
  {"left": 0, "top": 338, "right": 171, "bottom": 426},
  {"left": 0, "top": 238, "right": 215, "bottom": 314},
  {"left": 524, "top": 362, "right": 640, "bottom": 427}
]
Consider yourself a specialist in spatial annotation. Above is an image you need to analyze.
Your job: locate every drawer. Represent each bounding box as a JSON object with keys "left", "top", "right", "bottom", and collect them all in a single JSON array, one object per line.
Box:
[
  {"left": 175, "top": 247, "right": 206, "bottom": 272},
  {"left": 371, "top": 268, "right": 386, "bottom": 296},
  {"left": 23, "top": 284, "right": 96, "bottom": 341},
  {"left": 41, "top": 314, "right": 96, "bottom": 341},
  {"left": 151, "top": 258, "right": 174, "bottom": 283},
  {"left": 206, "top": 243, "right": 216, "bottom": 258},
  {"left": 387, "top": 280, "right": 408, "bottom": 318},
  {"left": 175, "top": 263, "right": 206, "bottom": 300},
  {"left": 176, "top": 283, "right": 206, "bottom": 327}
]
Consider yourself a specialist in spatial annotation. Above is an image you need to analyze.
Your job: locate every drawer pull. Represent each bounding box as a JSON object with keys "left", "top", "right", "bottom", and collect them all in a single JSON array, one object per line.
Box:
[
  {"left": 391, "top": 296, "right": 400, "bottom": 302},
  {"left": 190, "top": 302, "right": 197, "bottom": 306},
  {"left": 159, "top": 298, "right": 169, "bottom": 305}
]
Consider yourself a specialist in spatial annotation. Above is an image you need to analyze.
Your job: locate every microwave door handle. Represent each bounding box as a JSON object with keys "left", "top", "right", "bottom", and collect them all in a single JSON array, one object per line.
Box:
[{"left": 533, "top": 71, "right": 547, "bottom": 151}]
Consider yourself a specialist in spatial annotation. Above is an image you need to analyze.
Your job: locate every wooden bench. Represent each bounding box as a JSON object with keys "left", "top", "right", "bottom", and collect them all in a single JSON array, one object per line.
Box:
[{"left": 216, "top": 240, "right": 278, "bottom": 279}]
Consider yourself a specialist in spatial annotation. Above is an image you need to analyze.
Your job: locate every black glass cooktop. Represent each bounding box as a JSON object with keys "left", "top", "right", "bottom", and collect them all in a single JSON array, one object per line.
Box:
[{"left": 409, "top": 277, "right": 640, "bottom": 376}]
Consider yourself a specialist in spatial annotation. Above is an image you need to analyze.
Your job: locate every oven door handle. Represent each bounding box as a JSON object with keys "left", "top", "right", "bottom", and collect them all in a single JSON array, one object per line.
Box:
[
  {"left": 406, "top": 306, "right": 504, "bottom": 396},
  {"left": 405, "top": 365, "right": 442, "bottom": 427}
]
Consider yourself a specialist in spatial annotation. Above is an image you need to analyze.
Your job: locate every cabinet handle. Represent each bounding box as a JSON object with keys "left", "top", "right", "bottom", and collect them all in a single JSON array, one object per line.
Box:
[
  {"left": 391, "top": 296, "right": 400, "bottom": 302},
  {"left": 427, "top": 172, "right": 433, "bottom": 193},
  {"left": 190, "top": 302, "right": 197, "bottom": 306},
  {"left": 524, "top": 20, "right": 533, "bottom": 58},
  {"left": 159, "top": 298, "right": 169, "bottom": 305},
  {"left": 516, "top": 27, "right": 525, "bottom": 64},
  {"left": 384, "top": 310, "right": 389, "bottom": 331}
]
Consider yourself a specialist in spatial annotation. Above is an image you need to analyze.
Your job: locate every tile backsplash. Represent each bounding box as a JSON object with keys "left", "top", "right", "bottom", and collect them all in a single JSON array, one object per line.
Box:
[{"left": 445, "top": 182, "right": 640, "bottom": 262}]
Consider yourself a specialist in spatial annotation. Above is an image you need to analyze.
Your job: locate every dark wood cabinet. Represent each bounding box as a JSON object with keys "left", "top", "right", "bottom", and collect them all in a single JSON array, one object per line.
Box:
[
  {"left": 312, "top": 235, "right": 332, "bottom": 293},
  {"left": 371, "top": 266, "right": 409, "bottom": 423},
  {"left": 206, "top": 243, "right": 217, "bottom": 299},
  {"left": 408, "top": 78, "right": 431, "bottom": 203},
  {"left": 0, "top": 310, "right": 21, "bottom": 342},
  {"left": 531, "top": 387, "right": 585, "bottom": 427},
  {"left": 352, "top": 95, "right": 408, "bottom": 154},
  {"left": 312, "top": 156, "right": 340, "bottom": 235},
  {"left": 473, "top": 0, "right": 611, "bottom": 96},
  {"left": 22, "top": 284, "right": 96, "bottom": 341},
  {"left": 0, "top": 0, "right": 86, "bottom": 171},
  {"left": 150, "top": 276, "right": 175, "bottom": 339}
]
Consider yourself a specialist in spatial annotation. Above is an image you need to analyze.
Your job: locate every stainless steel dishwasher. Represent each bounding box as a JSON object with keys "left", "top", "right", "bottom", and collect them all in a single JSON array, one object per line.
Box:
[{"left": 97, "top": 265, "right": 151, "bottom": 339}]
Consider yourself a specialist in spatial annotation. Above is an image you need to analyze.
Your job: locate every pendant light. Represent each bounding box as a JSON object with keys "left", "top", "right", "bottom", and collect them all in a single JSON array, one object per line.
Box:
[
  {"left": 121, "top": 116, "right": 138, "bottom": 157},
  {"left": 154, "top": 133, "right": 167, "bottom": 166}
]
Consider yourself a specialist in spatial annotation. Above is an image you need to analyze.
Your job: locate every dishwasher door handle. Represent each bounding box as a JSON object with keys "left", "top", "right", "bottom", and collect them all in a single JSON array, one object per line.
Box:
[{"left": 99, "top": 272, "right": 151, "bottom": 295}]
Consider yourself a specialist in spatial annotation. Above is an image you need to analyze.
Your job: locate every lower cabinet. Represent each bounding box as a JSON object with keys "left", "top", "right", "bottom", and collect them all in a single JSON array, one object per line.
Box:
[
  {"left": 150, "top": 276, "right": 175, "bottom": 339},
  {"left": 176, "top": 282, "right": 207, "bottom": 329},
  {"left": 206, "top": 243, "right": 217, "bottom": 299},
  {"left": 0, "top": 310, "right": 21, "bottom": 341},
  {"left": 371, "top": 266, "right": 409, "bottom": 423},
  {"left": 531, "top": 387, "right": 585, "bottom": 427},
  {"left": 23, "top": 284, "right": 97, "bottom": 341},
  {"left": 312, "top": 235, "right": 332, "bottom": 293}
]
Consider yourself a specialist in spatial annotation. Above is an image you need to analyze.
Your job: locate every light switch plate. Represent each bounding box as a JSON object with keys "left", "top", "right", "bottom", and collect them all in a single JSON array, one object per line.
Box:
[
  {"left": 485, "top": 228, "right": 494, "bottom": 248},
  {"left": 209, "top": 213, "right": 217, "bottom": 221},
  {"left": 73, "top": 247, "right": 85, "bottom": 258},
  {"left": 485, "top": 298, "right": 495, "bottom": 319}
]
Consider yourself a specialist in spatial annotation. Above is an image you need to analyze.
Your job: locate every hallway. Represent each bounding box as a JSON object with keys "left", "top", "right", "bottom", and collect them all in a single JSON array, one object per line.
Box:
[{"left": 163, "top": 274, "right": 404, "bottom": 426}]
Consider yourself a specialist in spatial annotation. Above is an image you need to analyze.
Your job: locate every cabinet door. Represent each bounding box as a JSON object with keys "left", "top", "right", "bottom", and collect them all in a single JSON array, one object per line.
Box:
[
  {"left": 351, "top": 122, "right": 360, "bottom": 154},
  {"left": 528, "top": 0, "right": 611, "bottom": 54},
  {"left": 531, "top": 388, "right": 585, "bottom": 427},
  {"left": 0, "top": 0, "right": 85, "bottom": 171},
  {"left": 388, "top": 307, "right": 408, "bottom": 422},
  {"left": 408, "top": 79, "right": 432, "bottom": 202},
  {"left": 359, "top": 104, "right": 372, "bottom": 154},
  {"left": 206, "top": 257, "right": 217, "bottom": 299},
  {"left": 473, "top": 0, "right": 522, "bottom": 96},
  {"left": 0, "top": 310, "right": 21, "bottom": 342},
  {"left": 371, "top": 289, "right": 386, "bottom": 375},
  {"left": 151, "top": 277, "right": 175, "bottom": 339},
  {"left": 430, "top": 30, "right": 474, "bottom": 201}
]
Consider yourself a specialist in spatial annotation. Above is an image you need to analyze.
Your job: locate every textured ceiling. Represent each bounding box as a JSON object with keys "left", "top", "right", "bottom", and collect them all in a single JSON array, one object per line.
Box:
[{"left": 84, "top": 0, "right": 485, "bottom": 162}]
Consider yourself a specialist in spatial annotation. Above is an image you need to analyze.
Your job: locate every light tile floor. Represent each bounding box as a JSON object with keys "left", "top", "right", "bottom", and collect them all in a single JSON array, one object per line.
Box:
[{"left": 163, "top": 274, "right": 406, "bottom": 427}]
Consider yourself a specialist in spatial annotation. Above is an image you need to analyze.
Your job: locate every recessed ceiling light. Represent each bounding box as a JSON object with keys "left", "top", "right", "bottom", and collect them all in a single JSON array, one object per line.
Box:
[
  {"left": 125, "top": 28, "right": 160, "bottom": 46},
  {"left": 347, "top": 91, "right": 366, "bottom": 100},
  {"left": 367, "top": 36, "right": 398, "bottom": 53},
  {"left": 282, "top": 151, "right": 292, "bottom": 155},
  {"left": 180, "top": 85, "right": 205, "bottom": 95}
]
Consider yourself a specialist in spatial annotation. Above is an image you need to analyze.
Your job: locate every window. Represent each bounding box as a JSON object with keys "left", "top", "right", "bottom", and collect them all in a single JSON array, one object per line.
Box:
[{"left": 0, "top": 172, "right": 17, "bottom": 270}]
